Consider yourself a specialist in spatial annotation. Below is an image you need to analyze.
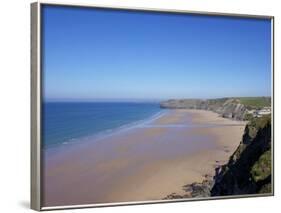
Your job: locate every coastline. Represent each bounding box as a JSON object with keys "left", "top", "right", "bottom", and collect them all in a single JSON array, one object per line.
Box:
[
  {"left": 43, "top": 109, "right": 246, "bottom": 207},
  {"left": 43, "top": 107, "right": 167, "bottom": 152},
  {"left": 43, "top": 109, "right": 168, "bottom": 157},
  {"left": 42, "top": 102, "right": 163, "bottom": 149}
]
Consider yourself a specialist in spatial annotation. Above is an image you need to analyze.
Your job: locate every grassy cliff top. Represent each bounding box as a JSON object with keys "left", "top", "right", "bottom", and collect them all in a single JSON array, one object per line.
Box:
[
  {"left": 237, "top": 97, "right": 271, "bottom": 109},
  {"left": 161, "top": 97, "right": 271, "bottom": 110}
]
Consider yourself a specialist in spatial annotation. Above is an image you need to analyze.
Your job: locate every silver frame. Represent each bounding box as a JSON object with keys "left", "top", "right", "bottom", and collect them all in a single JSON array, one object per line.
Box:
[{"left": 31, "top": 1, "right": 275, "bottom": 211}]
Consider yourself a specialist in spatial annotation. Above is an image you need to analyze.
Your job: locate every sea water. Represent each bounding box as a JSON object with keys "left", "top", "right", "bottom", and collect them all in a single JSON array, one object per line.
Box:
[{"left": 42, "top": 102, "right": 162, "bottom": 149}]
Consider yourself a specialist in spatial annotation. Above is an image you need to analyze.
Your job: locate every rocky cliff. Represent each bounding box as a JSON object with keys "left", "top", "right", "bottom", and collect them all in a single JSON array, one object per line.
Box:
[
  {"left": 211, "top": 115, "right": 272, "bottom": 195},
  {"left": 160, "top": 98, "right": 247, "bottom": 120}
]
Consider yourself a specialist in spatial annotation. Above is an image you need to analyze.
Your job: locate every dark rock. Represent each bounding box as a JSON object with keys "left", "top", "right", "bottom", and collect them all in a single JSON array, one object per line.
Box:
[
  {"left": 164, "top": 176, "right": 214, "bottom": 199},
  {"left": 211, "top": 116, "right": 272, "bottom": 196}
]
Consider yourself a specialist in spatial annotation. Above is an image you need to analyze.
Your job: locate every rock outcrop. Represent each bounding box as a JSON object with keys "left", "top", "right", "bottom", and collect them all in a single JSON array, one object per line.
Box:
[
  {"left": 160, "top": 98, "right": 247, "bottom": 120},
  {"left": 164, "top": 175, "right": 214, "bottom": 199},
  {"left": 211, "top": 115, "right": 272, "bottom": 196}
]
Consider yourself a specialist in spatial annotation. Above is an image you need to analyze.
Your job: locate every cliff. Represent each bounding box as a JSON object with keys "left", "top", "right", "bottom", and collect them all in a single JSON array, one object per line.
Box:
[
  {"left": 211, "top": 115, "right": 272, "bottom": 196},
  {"left": 160, "top": 98, "right": 247, "bottom": 120}
]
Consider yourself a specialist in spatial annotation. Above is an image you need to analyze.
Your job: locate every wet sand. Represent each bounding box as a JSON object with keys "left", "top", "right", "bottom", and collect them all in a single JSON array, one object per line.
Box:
[{"left": 42, "top": 109, "right": 246, "bottom": 207}]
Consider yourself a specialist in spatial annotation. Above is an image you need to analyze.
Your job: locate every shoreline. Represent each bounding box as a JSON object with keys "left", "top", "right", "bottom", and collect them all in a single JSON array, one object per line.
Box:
[
  {"left": 43, "top": 109, "right": 246, "bottom": 207},
  {"left": 44, "top": 108, "right": 168, "bottom": 152}
]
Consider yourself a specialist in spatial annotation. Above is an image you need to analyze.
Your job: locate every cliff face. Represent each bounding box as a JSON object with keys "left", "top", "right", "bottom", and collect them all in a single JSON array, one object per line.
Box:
[
  {"left": 211, "top": 115, "right": 272, "bottom": 196},
  {"left": 160, "top": 98, "right": 247, "bottom": 120}
]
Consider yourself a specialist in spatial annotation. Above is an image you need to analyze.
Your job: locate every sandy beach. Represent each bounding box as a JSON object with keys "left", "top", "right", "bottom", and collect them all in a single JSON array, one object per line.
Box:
[{"left": 42, "top": 109, "right": 246, "bottom": 207}]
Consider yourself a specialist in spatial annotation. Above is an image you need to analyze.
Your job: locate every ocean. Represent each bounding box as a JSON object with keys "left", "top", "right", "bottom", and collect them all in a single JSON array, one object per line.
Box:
[{"left": 42, "top": 102, "right": 162, "bottom": 149}]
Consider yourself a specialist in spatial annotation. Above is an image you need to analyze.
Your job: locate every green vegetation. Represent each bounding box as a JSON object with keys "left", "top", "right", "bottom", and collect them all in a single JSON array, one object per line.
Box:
[
  {"left": 211, "top": 114, "right": 272, "bottom": 196},
  {"left": 250, "top": 114, "right": 271, "bottom": 130},
  {"left": 244, "top": 113, "right": 254, "bottom": 121},
  {"left": 258, "top": 183, "right": 272, "bottom": 193},
  {"left": 207, "top": 98, "right": 228, "bottom": 105},
  {"left": 244, "top": 114, "right": 271, "bottom": 139},
  {"left": 251, "top": 150, "right": 271, "bottom": 182},
  {"left": 238, "top": 97, "right": 271, "bottom": 109}
]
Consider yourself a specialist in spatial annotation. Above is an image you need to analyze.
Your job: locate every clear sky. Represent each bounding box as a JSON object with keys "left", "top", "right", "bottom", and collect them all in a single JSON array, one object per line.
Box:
[{"left": 42, "top": 5, "right": 272, "bottom": 101}]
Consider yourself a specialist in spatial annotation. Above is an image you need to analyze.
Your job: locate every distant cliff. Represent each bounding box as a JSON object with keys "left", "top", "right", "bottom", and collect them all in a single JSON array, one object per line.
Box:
[
  {"left": 211, "top": 115, "right": 272, "bottom": 195},
  {"left": 160, "top": 98, "right": 247, "bottom": 120}
]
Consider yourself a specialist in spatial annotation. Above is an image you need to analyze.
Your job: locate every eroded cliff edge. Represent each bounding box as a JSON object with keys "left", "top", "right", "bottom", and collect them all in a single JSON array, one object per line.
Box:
[{"left": 211, "top": 115, "right": 272, "bottom": 196}]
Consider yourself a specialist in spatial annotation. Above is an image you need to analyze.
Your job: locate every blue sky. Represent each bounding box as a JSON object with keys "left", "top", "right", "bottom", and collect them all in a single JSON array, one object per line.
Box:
[{"left": 42, "top": 5, "right": 272, "bottom": 101}]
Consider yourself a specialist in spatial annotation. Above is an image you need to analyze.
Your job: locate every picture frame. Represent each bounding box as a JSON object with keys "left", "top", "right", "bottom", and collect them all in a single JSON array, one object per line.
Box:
[{"left": 31, "top": 1, "right": 274, "bottom": 211}]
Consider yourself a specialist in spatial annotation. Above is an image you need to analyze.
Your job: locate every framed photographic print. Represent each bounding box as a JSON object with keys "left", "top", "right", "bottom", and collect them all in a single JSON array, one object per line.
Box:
[{"left": 31, "top": 1, "right": 274, "bottom": 211}]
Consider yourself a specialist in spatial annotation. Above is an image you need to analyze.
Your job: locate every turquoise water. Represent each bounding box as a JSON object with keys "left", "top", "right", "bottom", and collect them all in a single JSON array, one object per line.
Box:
[{"left": 42, "top": 102, "right": 162, "bottom": 148}]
